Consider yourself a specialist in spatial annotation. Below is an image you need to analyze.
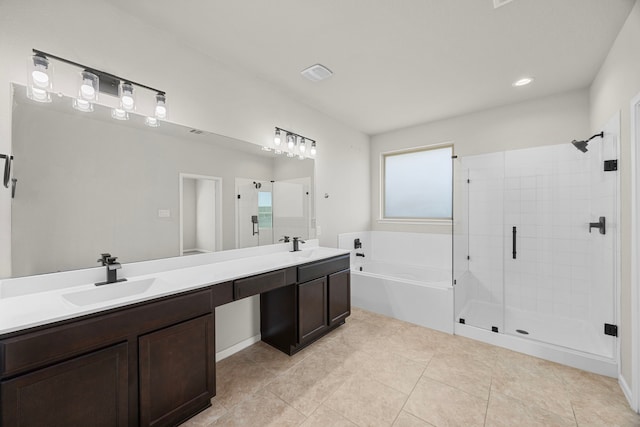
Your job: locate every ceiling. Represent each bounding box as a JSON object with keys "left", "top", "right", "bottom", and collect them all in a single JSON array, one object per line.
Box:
[{"left": 106, "top": 0, "right": 636, "bottom": 135}]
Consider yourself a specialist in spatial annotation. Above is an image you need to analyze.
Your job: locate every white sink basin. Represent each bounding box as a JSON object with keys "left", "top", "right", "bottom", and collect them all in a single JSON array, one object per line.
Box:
[
  {"left": 292, "top": 247, "right": 340, "bottom": 260},
  {"left": 62, "top": 277, "right": 162, "bottom": 307}
]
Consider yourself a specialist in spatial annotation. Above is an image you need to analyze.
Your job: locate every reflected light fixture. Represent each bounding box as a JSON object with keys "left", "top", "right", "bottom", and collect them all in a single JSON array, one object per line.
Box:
[
  {"left": 111, "top": 108, "right": 129, "bottom": 121},
  {"left": 145, "top": 116, "right": 159, "bottom": 127},
  {"left": 27, "top": 53, "right": 53, "bottom": 103},
  {"left": 271, "top": 127, "right": 317, "bottom": 159},
  {"left": 26, "top": 49, "right": 167, "bottom": 125}
]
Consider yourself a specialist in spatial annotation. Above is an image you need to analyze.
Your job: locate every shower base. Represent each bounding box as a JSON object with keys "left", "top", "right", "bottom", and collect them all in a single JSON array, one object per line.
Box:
[{"left": 456, "top": 299, "right": 616, "bottom": 376}]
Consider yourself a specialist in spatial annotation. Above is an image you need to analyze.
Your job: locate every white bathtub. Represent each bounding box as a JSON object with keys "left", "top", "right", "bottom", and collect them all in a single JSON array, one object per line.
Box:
[{"left": 351, "top": 260, "right": 454, "bottom": 334}]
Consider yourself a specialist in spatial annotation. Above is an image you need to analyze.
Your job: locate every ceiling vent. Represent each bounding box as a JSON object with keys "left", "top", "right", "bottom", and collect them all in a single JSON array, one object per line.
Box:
[
  {"left": 493, "top": 0, "right": 515, "bottom": 8},
  {"left": 301, "top": 64, "right": 333, "bottom": 82},
  {"left": 189, "top": 129, "right": 204, "bottom": 135}
]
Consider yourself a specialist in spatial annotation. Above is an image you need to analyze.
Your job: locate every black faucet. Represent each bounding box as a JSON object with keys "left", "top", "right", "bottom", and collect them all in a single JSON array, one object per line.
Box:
[
  {"left": 279, "top": 236, "right": 291, "bottom": 243},
  {"left": 291, "top": 237, "right": 306, "bottom": 252},
  {"left": 95, "top": 253, "right": 127, "bottom": 286},
  {"left": 356, "top": 253, "right": 366, "bottom": 257}
]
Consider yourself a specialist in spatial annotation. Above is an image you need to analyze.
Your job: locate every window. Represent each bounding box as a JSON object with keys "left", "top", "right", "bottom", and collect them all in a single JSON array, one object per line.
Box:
[
  {"left": 257, "top": 191, "right": 273, "bottom": 229},
  {"left": 383, "top": 145, "right": 452, "bottom": 220}
]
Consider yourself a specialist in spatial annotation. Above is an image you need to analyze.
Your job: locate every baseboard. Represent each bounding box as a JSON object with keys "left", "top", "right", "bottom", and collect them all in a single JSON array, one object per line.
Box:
[
  {"left": 619, "top": 374, "right": 636, "bottom": 412},
  {"left": 215, "top": 334, "right": 261, "bottom": 362}
]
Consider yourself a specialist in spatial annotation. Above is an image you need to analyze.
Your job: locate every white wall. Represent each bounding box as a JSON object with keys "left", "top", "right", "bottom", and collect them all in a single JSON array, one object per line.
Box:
[
  {"left": 590, "top": 0, "right": 640, "bottom": 387},
  {"left": 0, "top": 0, "right": 370, "bottom": 353},
  {"left": 195, "top": 179, "right": 216, "bottom": 252},
  {"left": 370, "top": 89, "right": 590, "bottom": 234},
  {"left": 182, "top": 179, "right": 197, "bottom": 251}
]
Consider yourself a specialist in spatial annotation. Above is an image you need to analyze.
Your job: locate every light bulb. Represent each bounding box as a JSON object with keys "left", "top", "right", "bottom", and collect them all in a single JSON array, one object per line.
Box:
[
  {"left": 287, "top": 134, "right": 295, "bottom": 150},
  {"left": 73, "top": 98, "right": 93, "bottom": 112},
  {"left": 145, "top": 116, "right": 159, "bottom": 127},
  {"left": 299, "top": 138, "right": 306, "bottom": 153},
  {"left": 155, "top": 93, "right": 167, "bottom": 119},
  {"left": 274, "top": 128, "right": 281, "bottom": 146},
  {"left": 111, "top": 108, "right": 129, "bottom": 121},
  {"left": 310, "top": 142, "right": 317, "bottom": 156},
  {"left": 32, "top": 68, "right": 49, "bottom": 88},
  {"left": 119, "top": 82, "right": 135, "bottom": 111},
  {"left": 30, "top": 87, "right": 49, "bottom": 102},
  {"left": 80, "top": 82, "right": 95, "bottom": 99}
]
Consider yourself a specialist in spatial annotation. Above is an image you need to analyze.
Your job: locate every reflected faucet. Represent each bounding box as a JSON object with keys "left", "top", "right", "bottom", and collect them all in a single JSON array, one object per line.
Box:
[
  {"left": 279, "top": 236, "right": 291, "bottom": 243},
  {"left": 291, "top": 237, "right": 306, "bottom": 252},
  {"left": 95, "top": 253, "right": 127, "bottom": 286}
]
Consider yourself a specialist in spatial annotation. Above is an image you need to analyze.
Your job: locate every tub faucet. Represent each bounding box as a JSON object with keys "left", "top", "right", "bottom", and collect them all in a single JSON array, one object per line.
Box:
[
  {"left": 96, "top": 254, "right": 126, "bottom": 286},
  {"left": 279, "top": 236, "right": 290, "bottom": 243},
  {"left": 356, "top": 253, "right": 365, "bottom": 257},
  {"left": 292, "top": 237, "right": 306, "bottom": 252}
]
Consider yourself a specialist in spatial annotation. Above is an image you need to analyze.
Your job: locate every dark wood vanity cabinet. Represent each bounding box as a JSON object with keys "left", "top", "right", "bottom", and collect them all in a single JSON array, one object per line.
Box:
[
  {"left": 139, "top": 315, "right": 215, "bottom": 427},
  {"left": 261, "top": 254, "right": 350, "bottom": 355},
  {"left": 1, "top": 342, "right": 129, "bottom": 427},
  {"left": 0, "top": 289, "right": 215, "bottom": 427}
]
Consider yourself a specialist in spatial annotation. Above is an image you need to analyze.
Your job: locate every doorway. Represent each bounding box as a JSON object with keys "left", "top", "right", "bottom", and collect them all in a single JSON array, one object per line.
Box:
[{"left": 179, "top": 174, "right": 222, "bottom": 255}]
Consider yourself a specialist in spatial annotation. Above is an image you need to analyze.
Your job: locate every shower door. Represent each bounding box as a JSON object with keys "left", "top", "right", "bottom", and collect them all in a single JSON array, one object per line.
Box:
[
  {"left": 454, "top": 152, "right": 505, "bottom": 333},
  {"left": 503, "top": 138, "right": 617, "bottom": 359}
]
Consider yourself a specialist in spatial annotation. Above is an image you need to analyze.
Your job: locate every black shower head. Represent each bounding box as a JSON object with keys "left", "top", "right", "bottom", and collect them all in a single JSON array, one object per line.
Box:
[{"left": 571, "top": 139, "right": 588, "bottom": 153}]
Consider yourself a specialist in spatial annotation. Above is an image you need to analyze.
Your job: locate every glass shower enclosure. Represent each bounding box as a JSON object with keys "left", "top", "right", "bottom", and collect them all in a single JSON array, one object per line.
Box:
[{"left": 454, "top": 138, "right": 618, "bottom": 360}]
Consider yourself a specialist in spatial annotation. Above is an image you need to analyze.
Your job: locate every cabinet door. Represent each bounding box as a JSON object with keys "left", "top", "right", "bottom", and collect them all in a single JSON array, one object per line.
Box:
[
  {"left": 139, "top": 314, "right": 214, "bottom": 427},
  {"left": 328, "top": 269, "right": 351, "bottom": 326},
  {"left": 298, "top": 277, "right": 328, "bottom": 343},
  {"left": 1, "top": 342, "right": 128, "bottom": 427}
]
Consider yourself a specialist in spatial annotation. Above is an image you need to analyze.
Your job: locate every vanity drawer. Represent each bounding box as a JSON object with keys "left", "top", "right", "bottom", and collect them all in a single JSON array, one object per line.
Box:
[
  {"left": 233, "top": 268, "right": 296, "bottom": 300},
  {"left": 0, "top": 289, "right": 212, "bottom": 378},
  {"left": 297, "top": 254, "right": 350, "bottom": 283},
  {"left": 212, "top": 281, "right": 233, "bottom": 307}
]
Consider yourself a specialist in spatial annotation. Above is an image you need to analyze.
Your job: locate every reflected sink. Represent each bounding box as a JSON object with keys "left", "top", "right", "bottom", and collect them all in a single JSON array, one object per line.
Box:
[{"left": 62, "top": 277, "right": 162, "bottom": 307}]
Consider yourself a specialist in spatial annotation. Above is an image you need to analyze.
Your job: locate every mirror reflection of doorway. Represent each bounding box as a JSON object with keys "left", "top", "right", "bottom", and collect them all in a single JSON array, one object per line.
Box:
[{"left": 180, "top": 174, "right": 222, "bottom": 255}]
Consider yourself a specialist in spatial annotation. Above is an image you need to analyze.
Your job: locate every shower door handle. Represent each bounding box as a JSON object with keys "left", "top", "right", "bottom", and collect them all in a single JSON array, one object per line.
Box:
[
  {"left": 512, "top": 226, "right": 517, "bottom": 259},
  {"left": 251, "top": 215, "right": 259, "bottom": 236},
  {"left": 589, "top": 216, "right": 606, "bottom": 235}
]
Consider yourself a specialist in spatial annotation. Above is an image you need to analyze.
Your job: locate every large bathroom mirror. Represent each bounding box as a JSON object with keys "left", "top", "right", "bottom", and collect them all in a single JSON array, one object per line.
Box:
[{"left": 9, "top": 84, "right": 315, "bottom": 278}]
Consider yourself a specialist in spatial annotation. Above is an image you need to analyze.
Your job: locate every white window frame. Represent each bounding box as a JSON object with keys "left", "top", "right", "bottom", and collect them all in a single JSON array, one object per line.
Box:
[{"left": 379, "top": 142, "right": 454, "bottom": 225}]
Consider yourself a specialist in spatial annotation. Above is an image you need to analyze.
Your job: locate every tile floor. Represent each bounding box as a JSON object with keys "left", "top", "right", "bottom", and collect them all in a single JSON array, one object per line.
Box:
[{"left": 182, "top": 307, "right": 640, "bottom": 427}]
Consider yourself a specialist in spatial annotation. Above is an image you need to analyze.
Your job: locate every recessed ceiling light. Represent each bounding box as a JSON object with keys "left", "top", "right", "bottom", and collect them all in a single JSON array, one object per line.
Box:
[{"left": 512, "top": 77, "right": 534, "bottom": 87}]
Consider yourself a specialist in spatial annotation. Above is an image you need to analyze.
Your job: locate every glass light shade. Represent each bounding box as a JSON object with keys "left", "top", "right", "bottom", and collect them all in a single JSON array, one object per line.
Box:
[
  {"left": 286, "top": 152, "right": 295, "bottom": 158},
  {"left": 78, "top": 71, "right": 99, "bottom": 102},
  {"left": 287, "top": 133, "right": 295, "bottom": 150},
  {"left": 274, "top": 128, "right": 281, "bottom": 146},
  {"left": 261, "top": 146, "right": 272, "bottom": 152},
  {"left": 111, "top": 108, "right": 129, "bottom": 121},
  {"left": 298, "top": 154, "right": 305, "bottom": 160},
  {"left": 27, "top": 54, "right": 52, "bottom": 103},
  {"left": 119, "top": 82, "right": 135, "bottom": 112},
  {"left": 274, "top": 149, "right": 283, "bottom": 155},
  {"left": 299, "top": 138, "right": 306, "bottom": 153},
  {"left": 145, "top": 116, "right": 159, "bottom": 127},
  {"left": 72, "top": 98, "right": 94, "bottom": 112},
  {"left": 155, "top": 93, "right": 167, "bottom": 119},
  {"left": 310, "top": 142, "right": 317, "bottom": 156}
]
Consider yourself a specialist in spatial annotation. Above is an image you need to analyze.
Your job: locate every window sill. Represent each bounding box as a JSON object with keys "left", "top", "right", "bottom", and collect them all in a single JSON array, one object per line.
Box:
[{"left": 377, "top": 218, "right": 452, "bottom": 226}]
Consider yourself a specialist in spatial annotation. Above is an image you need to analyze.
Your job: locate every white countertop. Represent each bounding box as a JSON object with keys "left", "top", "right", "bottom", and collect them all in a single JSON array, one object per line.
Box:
[{"left": 0, "top": 244, "right": 349, "bottom": 336}]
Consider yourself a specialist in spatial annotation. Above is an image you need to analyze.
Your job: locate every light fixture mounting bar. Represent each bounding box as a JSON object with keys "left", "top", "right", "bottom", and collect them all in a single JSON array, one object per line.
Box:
[
  {"left": 274, "top": 127, "right": 315, "bottom": 144},
  {"left": 32, "top": 49, "right": 166, "bottom": 95}
]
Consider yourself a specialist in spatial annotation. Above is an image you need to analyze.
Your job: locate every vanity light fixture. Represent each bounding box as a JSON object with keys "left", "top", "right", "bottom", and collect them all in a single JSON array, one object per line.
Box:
[
  {"left": 119, "top": 82, "right": 136, "bottom": 112},
  {"left": 155, "top": 93, "right": 167, "bottom": 119},
  {"left": 26, "top": 49, "right": 167, "bottom": 123},
  {"left": 27, "top": 53, "right": 53, "bottom": 103},
  {"left": 272, "top": 127, "right": 317, "bottom": 158},
  {"left": 273, "top": 128, "right": 282, "bottom": 146}
]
